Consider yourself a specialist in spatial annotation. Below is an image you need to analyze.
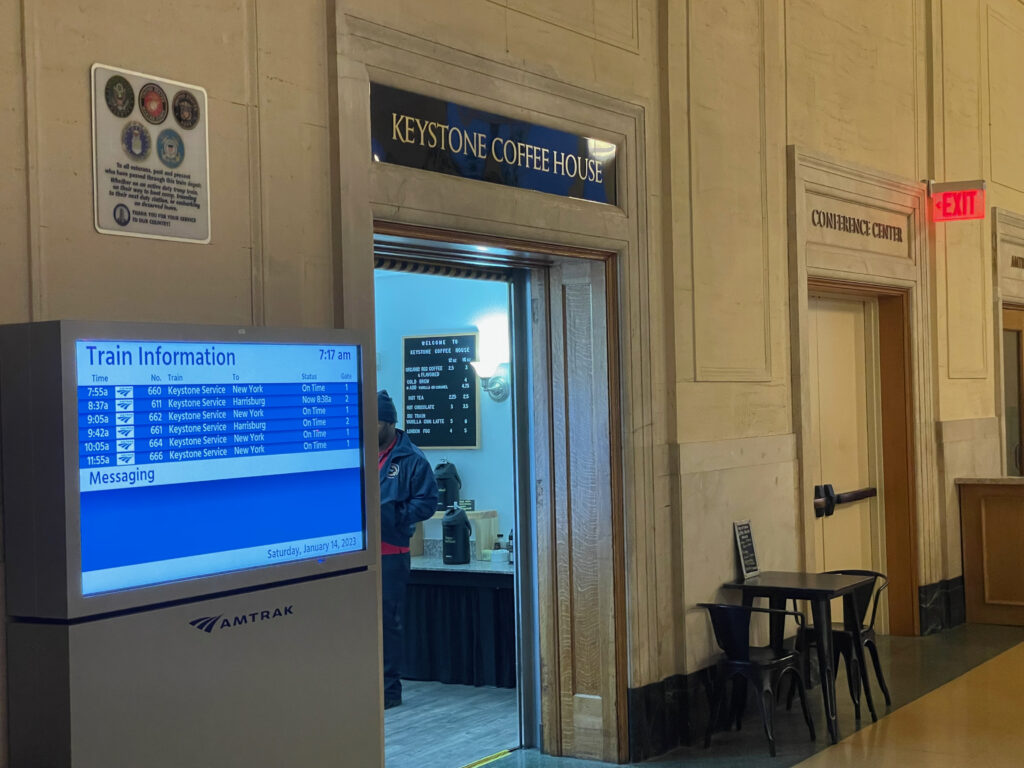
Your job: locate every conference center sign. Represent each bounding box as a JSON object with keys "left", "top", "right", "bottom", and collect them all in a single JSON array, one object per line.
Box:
[{"left": 370, "top": 83, "right": 618, "bottom": 205}]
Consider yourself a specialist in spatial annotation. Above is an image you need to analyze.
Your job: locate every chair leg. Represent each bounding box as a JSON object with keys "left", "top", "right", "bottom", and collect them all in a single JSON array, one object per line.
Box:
[
  {"left": 705, "top": 668, "right": 726, "bottom": 748},
  {"left": 788, "top": 669, "right": 816, "bottom": 742},
  {"left": 731, "top": 677, "right": 748, "bottom": 731},
  {"left": 755, "top": 682, "right": 776, "bottom": 757},
  {"left": 840, "top": 646, "right": 861, "bottom": 721},
  {"left": 857, "top": 643, "right": 878, "bottom": 722},
  {"left": 866, "top": 639, "right": 892, "bottom": 706},
  {"left": 785, "top": 673, "right": 796, "bottom": 711}
]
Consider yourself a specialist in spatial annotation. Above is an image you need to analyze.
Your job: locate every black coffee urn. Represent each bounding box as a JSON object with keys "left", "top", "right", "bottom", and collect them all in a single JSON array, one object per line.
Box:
[{"left": 442, "top": 506, "right": 472, "bottom": 565}]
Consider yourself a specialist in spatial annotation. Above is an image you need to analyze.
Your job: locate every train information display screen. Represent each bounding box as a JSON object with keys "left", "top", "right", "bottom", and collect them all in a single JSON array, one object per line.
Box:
[{"left": 75, "top": 339, "right": 365, "bottom": 595}]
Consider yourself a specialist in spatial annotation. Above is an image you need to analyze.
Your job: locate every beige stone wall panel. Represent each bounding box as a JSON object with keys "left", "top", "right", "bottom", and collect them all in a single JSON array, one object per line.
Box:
[
  {"left": 680, "top": 434, "right": 799, "bottom": 671},
  {"left": 493, "top": 0, "right": 640, "bottom": 52},
  {"left": 8, "top": 1, "right": 335, "bottom": 328},
  {"left": 689, "top": 0, "right": 771, "bottom": 383},
  {"left": 676, "top": 0, "right": 791, "bottom": 442},
  {"left": 340, "top": 0, "right": 658, "bottom": 104},
  {"left": 786, "top": 0, "right": 924, "bottom": 181},
  {"left": 932, "top": 0, "right": 992, "bottom": 425},
  {"left": 937, "top": 417, "right": 1000, "bottom": 579},
  {"left": 20, "top": 2, "right": 254, "bottom": 322},
  {"left": 0, "top": 0, "right": 30, "bottom": 324},
  {"left": 253, "top": 0, "right": 334, "bottom": 328},
  {"left": 987, "top": 3, "right": 1024, "bottom": 193}
]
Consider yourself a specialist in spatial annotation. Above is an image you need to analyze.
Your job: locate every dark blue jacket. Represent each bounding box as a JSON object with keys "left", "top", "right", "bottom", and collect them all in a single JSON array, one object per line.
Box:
[{"left": 379, "top": 430, "right": 437, "bottom": 548}]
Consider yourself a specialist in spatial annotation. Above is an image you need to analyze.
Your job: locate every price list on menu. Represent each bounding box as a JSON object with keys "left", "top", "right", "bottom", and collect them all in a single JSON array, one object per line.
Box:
[
  {"left": 78, "top": 382, "right": 360, "bottom": 469},
  {"left": 403, "top": 333, "right": 479, "bottom": 449}
]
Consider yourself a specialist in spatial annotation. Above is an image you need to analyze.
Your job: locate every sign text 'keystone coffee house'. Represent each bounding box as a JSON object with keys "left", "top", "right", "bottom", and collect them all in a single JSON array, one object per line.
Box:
[{"left": 370, "top": 84, "right": 618, "bottom": 205}]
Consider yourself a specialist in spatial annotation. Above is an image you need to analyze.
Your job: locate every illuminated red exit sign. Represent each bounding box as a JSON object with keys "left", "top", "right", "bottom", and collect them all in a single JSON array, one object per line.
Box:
[{"left": 930, "top": 180, "right": 986, "bottom": 222}]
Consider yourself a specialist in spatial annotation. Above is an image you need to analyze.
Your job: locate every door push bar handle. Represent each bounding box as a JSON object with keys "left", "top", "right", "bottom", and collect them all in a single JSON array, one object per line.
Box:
[
  {"left": 813, "top": 485, "right": 877, "bottom": 518},
  {"left": 813, "top": 484, "right": 837, "bottom": 518}
]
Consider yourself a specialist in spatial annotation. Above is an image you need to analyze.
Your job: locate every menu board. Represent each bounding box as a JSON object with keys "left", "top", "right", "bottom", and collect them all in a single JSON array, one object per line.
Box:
[{"left": 403, "top": 333, "right": 479, "bottom": 449}]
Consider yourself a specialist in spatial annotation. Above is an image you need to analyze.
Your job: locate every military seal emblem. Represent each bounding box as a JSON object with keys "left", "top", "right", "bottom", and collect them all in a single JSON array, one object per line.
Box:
[
  {"left": 104, "top": 75, "right": 134, "bottom": 118},
  {"left": 138, "top": 83, "right": 168, "bottom": 125},
  {"left": 113, "top": 204, "right": 131, "bottom": 227},
  {"left": 156, "top": 129, "right": 185, "bottom": 169},
  {"left": 121, "top": 121, "right": 151, "bottom": 161},
  {"left": 172, "top": 90, "right": 200, "bottom": 129}
]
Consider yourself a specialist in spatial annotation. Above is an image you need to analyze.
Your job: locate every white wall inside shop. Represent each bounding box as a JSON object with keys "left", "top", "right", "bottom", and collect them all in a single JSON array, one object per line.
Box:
[{"left": 374, "top": 270, "right": 515, "bottom": 543}]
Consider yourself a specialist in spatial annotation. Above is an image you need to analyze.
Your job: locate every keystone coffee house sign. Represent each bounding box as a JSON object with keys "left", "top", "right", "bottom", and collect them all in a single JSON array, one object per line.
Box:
[{"left": 369, "top": 83, "right": 618, "bottom": 205}]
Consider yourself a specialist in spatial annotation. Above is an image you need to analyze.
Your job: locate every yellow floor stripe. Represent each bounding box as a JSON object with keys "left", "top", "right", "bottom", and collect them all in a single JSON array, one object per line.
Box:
[{"left": 459, "top": 749, "right": 512, "bottom": 768}]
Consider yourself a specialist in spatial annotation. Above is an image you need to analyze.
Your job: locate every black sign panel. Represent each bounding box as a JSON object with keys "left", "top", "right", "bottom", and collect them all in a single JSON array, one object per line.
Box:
[
  {"left": 403, "top": 334, "right": 479, "bottom": 449},
  {"left": 733, "top": 520, "right": 759, "bottom": 579},
  {"left": 370, "top": 83, "right": 617, "bottom": 205}
]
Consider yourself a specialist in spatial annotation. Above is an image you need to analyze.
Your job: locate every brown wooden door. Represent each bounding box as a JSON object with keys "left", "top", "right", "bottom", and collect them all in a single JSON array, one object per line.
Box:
[{"left": 532, "top": 258, "right": 621, "bottom": 761}]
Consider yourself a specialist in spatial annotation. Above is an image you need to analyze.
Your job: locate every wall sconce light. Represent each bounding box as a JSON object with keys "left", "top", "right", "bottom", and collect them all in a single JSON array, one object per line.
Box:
[{"left": 470, "top": 360, "right": 510, "bottom": 402}]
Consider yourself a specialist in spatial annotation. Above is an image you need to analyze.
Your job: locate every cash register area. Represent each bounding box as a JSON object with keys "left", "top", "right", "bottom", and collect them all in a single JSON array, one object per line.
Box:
[{"left": 375, "top": 268, "right": 521, "bottom": 768}]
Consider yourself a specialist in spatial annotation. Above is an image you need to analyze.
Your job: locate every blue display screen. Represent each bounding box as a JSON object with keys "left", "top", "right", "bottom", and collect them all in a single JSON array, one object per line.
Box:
[{"left": 75, "top": 339, "right": 365, "bottom": 595}]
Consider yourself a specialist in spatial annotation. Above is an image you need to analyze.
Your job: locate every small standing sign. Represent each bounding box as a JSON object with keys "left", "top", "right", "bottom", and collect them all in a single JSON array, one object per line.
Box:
[{"left": 733, "top": 520, "right": 759, "bottom": 579}]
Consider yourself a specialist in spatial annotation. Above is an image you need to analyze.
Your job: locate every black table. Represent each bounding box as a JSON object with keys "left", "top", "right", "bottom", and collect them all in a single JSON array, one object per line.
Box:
[
  {"left": 402, "top": 561, "right": 516, "bottom": 688},
  {"left": 723, "top": 570, "right": 876, "bottom": 744}
]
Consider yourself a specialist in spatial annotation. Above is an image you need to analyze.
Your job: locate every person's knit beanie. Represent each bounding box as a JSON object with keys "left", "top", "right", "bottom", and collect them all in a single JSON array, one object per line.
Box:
[{"left": 378, "top": 390, "right": 398, "bottom": 424}]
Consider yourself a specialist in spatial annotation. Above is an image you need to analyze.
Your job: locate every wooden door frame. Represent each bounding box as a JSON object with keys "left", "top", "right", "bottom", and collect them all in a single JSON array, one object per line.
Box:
[
  {"left": 992, "top": 210, "right": 1024, "bottom": 476},
  {"left": 804, "top": 279, "right": 919, "bottom": 635},
  {"left": 788, "top": 147, "right": 934, "bottom": 638},
  {"left": 371, "top": 221, "right": 629, "bottom": 761},
  {"left": 1001, "top": 305, "right": 1024, "bottom": 476}
]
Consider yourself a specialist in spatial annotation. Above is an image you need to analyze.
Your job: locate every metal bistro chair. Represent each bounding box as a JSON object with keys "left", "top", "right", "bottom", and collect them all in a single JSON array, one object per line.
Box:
[
  {"left": 791, "top": 570, "right": 891, "bottom": 721},
  {"left": 699, "top": 603, "right": 815, "bottom": 757}
]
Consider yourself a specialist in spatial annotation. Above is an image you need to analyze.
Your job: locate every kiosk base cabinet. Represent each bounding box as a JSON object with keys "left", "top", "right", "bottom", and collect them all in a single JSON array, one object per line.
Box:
[{"left": 8, "top": 571, "right": 382, "bottom": 768}]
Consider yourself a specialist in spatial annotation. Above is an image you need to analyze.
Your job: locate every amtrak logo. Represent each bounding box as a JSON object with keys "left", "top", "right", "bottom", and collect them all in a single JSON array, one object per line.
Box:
[
  {"left": 189, "top": 605, "right": 294, "bottom": 634},
  {"left": 387, "top": 463, "right": 400, "bottom": 479}
]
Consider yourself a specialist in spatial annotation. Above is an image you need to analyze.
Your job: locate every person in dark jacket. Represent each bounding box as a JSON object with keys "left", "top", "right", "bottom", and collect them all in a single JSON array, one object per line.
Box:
[{"left": 377, "top": 389, "right": 437, "bottom": 709}]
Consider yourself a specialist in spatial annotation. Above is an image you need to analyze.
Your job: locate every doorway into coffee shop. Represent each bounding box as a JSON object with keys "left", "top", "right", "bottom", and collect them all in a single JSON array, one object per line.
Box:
[
  {"left": 375, "top": 258, "right": 521, "bottom": 768},
  {"left": 373, "top": 228, "right": 621, "bottom": 768}
]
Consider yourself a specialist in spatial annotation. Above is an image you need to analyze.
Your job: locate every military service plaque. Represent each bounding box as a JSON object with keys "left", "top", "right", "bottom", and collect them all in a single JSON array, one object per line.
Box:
[{"left": 92, "top": 63, "right": 210, "bottom": 243}]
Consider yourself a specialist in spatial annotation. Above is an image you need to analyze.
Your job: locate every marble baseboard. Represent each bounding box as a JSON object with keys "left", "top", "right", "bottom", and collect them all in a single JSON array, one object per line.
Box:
[
  {"left": 919, "top": 576, "right": 966, "bottom": 635},
  {"left": 627, "top": 669, "right": 711, "bottom": 761}
]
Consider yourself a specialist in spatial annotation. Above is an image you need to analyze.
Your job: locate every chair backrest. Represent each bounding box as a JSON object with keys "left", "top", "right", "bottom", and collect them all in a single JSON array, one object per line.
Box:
[
  {"left": 824, "top": 569, "right": 889, "bottom": 630},
  {"left": 699, "top": 603, "right": 753, "bottom": 661}
]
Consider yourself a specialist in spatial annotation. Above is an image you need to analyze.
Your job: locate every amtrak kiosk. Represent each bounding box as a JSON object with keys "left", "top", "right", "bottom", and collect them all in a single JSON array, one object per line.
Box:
[{"left": 0, "top": 321, "right": 382, "bottom": 767}]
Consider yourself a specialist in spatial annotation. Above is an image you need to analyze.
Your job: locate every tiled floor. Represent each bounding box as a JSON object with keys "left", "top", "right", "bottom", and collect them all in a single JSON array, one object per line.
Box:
[
  {"left": 482, "top": 624, "right": 1024, "bottom": 768},
  {"left": 793, "top": 639, "right": 1024, "bottom": 767},
  {"left": 385, "top": 680, "right": 518, "bottom": 768}
]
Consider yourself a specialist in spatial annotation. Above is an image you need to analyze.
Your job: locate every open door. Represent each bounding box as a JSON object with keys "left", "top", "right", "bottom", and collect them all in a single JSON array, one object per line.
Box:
[{"left": 532, "top": 257, "right": 621, "bottom": 760}]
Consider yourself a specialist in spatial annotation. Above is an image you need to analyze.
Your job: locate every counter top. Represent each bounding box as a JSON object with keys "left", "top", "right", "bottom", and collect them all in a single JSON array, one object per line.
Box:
[
  {"left": 410, "top": 555, "right": 515, "bottom": 574},
  {"left": 954, "top": 477, "right": 1024, "bottom": 485}
]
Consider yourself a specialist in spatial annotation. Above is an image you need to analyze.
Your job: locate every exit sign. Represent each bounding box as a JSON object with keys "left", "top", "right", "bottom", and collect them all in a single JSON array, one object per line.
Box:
[{"left": 930, "top": 180, "right": 986, "bottom": 222}]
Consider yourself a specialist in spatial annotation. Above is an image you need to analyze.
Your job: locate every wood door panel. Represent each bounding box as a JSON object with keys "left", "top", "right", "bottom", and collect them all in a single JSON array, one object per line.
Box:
[
  {"left": 810, "top": 297, "right": 876, "bottom": 575},
  {"left": 536, "top": 260, "right": 618, "bottom": 760},
  {"left": 981, "top": 498, "right": 1024, "bottom": 606},
  {"left": 961, "top": 483, "right": 1024, "bottom": 624},
  {"left": 823, "top": 498, "right": 873, "bottom": 572}
]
